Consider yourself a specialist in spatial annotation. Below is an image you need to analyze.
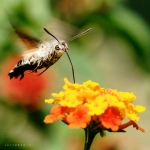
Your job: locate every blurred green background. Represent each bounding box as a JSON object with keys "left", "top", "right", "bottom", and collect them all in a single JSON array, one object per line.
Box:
[{"left": 0, "top": 0, "right": 150, "bottom": 150}]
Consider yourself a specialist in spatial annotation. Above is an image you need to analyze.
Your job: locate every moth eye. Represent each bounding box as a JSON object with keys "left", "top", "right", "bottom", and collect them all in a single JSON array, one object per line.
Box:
[{"left": 55, "top": 45, "right": 60, "bottom": 50}]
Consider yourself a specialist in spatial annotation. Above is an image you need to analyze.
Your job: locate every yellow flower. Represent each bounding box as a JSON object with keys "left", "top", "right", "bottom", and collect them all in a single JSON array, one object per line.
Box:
[{"left": 44, "top": 78, "right": 145, "bottom": 133}]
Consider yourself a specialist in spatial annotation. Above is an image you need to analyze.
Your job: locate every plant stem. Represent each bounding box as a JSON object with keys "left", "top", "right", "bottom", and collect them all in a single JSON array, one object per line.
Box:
[{"left": 84, "top": 127, "right": 98, "bottom": 150}]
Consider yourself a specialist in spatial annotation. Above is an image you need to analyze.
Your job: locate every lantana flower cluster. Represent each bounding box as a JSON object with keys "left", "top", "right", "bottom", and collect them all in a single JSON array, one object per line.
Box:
[{"left": 44, "top": 78, "right": 145, "bottom": 132}]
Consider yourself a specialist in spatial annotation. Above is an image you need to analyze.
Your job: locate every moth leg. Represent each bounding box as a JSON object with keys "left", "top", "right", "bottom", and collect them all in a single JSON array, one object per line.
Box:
[
  {"left": 32, "top": 65, "right": 39, "bottom": 73},
  {"left": 24, "top": 63, "right": 40, "bottom": 75},
  {"left": 19, "top": 73, "right": 24, "bottom": 80},
  {"left": 25, "top": 70, "right": 37, "bottom": 75},
  {"left": 38, "top": 65, "right": 51, "bottom": 76},
  {"left": 29, "top": 61, "right": 42, "bottom": 74}
]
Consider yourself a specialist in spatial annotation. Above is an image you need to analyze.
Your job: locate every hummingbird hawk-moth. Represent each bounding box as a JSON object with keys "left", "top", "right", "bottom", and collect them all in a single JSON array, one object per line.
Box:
[{"left": 8, "top": 26, "right": 92, "bottom": 82}]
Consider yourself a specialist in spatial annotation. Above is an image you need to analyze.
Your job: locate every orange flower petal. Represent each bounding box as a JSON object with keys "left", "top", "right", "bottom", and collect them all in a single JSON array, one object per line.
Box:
[
  {"left": 44, "top": 115, "right": 56, "bottom": 123},
  {"left": 66, "top": 105, "right": 91, "bottom": 128},
  {"left": 99, "top": 107, "right": 122, "bottom": 131}
]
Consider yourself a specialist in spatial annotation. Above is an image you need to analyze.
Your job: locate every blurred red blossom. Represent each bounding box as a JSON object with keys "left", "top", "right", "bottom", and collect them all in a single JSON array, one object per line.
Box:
[{"left": 0, "top": 55, "right": 53, "bottom": 111}]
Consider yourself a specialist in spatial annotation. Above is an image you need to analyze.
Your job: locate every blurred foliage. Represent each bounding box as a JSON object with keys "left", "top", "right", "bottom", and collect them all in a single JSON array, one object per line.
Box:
[{"left": 0, "top": 0, "right": 150, "bottom": 150}]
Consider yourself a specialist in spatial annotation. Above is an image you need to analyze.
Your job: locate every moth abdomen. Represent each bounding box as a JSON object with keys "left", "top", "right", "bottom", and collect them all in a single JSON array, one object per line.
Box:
[{"left": 8, "top": 59, "right": 38, "bottom": 80}]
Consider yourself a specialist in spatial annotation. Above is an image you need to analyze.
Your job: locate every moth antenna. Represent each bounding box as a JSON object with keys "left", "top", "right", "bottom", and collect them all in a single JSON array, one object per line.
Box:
[
  {"left": 43, "top": 28, "right": 60, "bottom": 43},
  {"left": 68, "top": 28, "right": 93, "bottom": 42},
  {"left": 65, "top": 51, "right": 75, "bottom": 83}
]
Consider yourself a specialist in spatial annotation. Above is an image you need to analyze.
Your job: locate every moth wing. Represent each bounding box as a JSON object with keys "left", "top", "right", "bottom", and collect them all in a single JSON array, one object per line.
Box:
[
  {"left": 15, "top": 29, "right": 41, "bottom": 50},
  {"left": 15, "top": 29, "right": 42, "bottom": 57},
  {"left": 22, "top": 48, "right": 38, "bottom": 57}
]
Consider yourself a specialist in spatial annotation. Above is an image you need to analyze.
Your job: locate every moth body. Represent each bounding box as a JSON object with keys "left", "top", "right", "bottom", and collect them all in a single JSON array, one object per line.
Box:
[
  {"left": 9, "top": 39, "right": 68, "bottom": 80},
  {"left": 8, "top": 26, "right": 92, "bottom": 81}
]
